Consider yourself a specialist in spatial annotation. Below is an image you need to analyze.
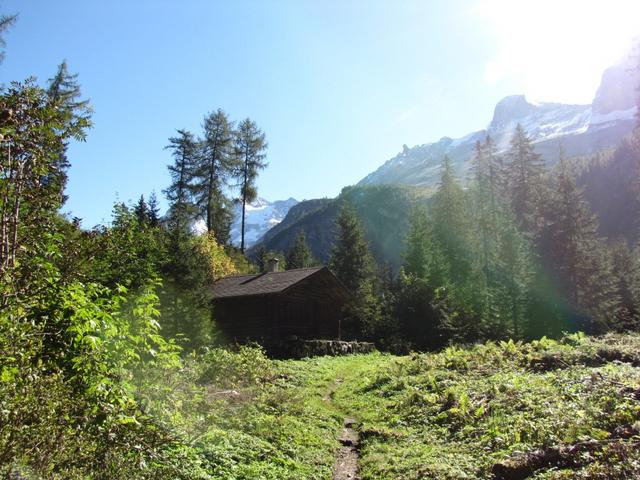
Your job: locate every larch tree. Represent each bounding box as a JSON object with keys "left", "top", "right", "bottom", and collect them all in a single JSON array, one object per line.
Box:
[
  {"left": 234, "top": 118, "right": 268, "bottom": 253},
  {"left": 193, "top": 109, "right": 235, "bottom": 245}
]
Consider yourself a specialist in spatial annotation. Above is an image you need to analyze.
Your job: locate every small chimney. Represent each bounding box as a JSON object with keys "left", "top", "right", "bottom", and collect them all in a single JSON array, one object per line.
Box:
[{"left": 267, "top": 258, "right": 280, "bottom": 273}]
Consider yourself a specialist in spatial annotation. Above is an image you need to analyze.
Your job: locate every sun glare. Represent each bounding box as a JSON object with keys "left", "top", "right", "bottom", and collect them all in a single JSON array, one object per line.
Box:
[{"left": 474, "top": 0, "right": 640, "bottom": 104}]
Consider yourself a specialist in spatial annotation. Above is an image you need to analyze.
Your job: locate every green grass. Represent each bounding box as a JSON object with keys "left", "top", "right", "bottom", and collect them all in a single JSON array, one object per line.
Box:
[{"left": 141, "top": 334, "right": 640, "bottom": 479}]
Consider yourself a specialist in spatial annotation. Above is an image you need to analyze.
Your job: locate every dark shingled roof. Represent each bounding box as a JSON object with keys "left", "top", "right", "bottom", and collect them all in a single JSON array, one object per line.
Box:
[{"left": 212, "top": 267, "right": 326, "bottom": 299}]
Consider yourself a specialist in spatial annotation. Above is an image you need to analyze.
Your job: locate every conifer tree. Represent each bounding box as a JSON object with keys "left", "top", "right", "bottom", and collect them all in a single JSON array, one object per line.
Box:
[
  {"left": 609, "top": 240, "right": 640, "bottom": 330},
  {"left": 329, "top": 203, "right": 379, "bottom": 338},
  {"left": 164, "top": 129, "right": 198, "bottom": 239},
  {"left": 193, "top": 109, "right": 235, "bottom": 245},
  {"left": 431, "top": 155, "right": 469, "bottom": 285},
  {"left": 286, "top": 231, "right": 314, "bottom": 270},
  {"left": 234, "top": 118, "right": 268, "bottom": 253},
  {"left": 543, "top": 154, "right": 616, "bottom": 332},
  {"left": 495, "top": 211, "right": 535, "bottom": 338},
  {"left": 133, "top": 195, "right": 149, "bottom": 225},
  {"left": 0, "top": 13, "right": 16, "bottom": 64},
  {"left": 485, "top": 135, "right": 505, "bottom": 216},
  {"left": 398, "top": 207, "right": 446, "bottom": 349},
  {"left": 45, "top": 61, "right": 92, "bottom": 204},
  {"left": 147, "top": 191, "right": 160, "bottom": 227},
  {"left": 403, "top": 207, "right": 431, "bottom": 278},
  {"left": 504, "top": 124, "right": 545, "bottom": 234},
  {"left": 47, "top": 61, "right": 92, "bottom": 119},
  {"left": 471, "top": 140, "right": 493, "bottom": 272},
  {"left": 254, "top": 245, "right": 268, "bottom": 272},
  {"left": 330, "top": 203, "right": 374, "bottom": 292}
]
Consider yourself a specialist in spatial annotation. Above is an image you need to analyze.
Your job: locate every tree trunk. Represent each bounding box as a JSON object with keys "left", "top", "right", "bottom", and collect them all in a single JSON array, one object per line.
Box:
[{"left": 240, "top": 159, "right": 248, "bottom": 253}]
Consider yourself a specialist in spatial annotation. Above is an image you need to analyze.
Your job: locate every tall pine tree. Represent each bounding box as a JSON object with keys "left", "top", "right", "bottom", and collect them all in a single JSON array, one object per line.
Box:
[
  {"left": 45, "top": 61, "right": 92, "bottom": 204},
  {"left": 133, "top": 195, "right": 149, "bottom": 225},
  {"left": 329, "top": 203, "right": 379, "bottom": 338},
  {"left": 504, "top": 124, "right": 545, "bottom": 235},
  {"left": 432, "top": 155, "right": 469, "bottom": 285},
  {"left": 234, "top": 118, "right": 268, "bottom": 253},
  {"left": 542, "top": 152, "right": 617, "bottom": 332},
  {"left": 193, "top": 109, "right": 236, "bottom": 245},
  {"left": 147, "top": 191, "right": 160, "bottom": 227},
  {"left": 164, "top": 129, "right": 198, "bottom": 239}
]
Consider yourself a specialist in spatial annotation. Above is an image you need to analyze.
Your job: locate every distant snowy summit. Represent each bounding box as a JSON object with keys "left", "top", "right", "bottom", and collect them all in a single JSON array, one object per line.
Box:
[
  {"left": 360, "top": 53, "right": 638, "bottom": 188},
  {"left": 230, "top": 197, "right": 298, "bottom": 248},
  {"left": 191, "top": 197, "right": 298, "bottom": 248}
]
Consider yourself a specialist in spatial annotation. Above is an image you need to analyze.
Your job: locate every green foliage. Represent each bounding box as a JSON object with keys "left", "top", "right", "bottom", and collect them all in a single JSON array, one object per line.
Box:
[
  {"left": 504, "top": 124, "right": 546, "bottom": 234},
  {"left": 193, "top": 109, "right": 236, "bottom": 244},
  {"left": 398, "top": 155, "right": 536, "bottom": 346},
  {"left": 285, "top": 231, "right": 316, "bottom": 269},
  {"left": 164, "top": 129, "right": 199, "bottom": 240},
  {"left": 134, "top": 346, "right": 341, "bottom": 480},
  {"left": 0, "top": 79, "right": 90, "bottom": 287},
  {"left": 0, "top": 259, "right": 199, "bottom": 479},
  {"left": 198, "top": 344, "right": 271, "bottom": 387},
  {"left": 158, "top": 231, "right": 236, "bottom": 350},
  {"left": 539, "top": 153, "right": 619, "bottom": 333},
  {"left": 321, "top": 334, "right": 640, "bottom": 479},
  {"left": 87, "top": 201, "right": 166, "bottom": 290},
  {"left": 330, "top": 202, "right": 382, "bottom": 339}
]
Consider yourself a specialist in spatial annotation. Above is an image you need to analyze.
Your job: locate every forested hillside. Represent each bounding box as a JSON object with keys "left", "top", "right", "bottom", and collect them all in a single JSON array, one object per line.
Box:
[{"left": 250, "top": 185, "right": 433, "bottom": 269}]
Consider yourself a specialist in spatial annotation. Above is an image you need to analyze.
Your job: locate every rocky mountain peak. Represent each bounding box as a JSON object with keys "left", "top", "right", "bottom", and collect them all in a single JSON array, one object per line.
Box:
[
  {"left": 592, "top": 54, "right": 638, "bottom": 115},
  {"left": 489, "top": 95, "right": 537, "bottom": 130}
]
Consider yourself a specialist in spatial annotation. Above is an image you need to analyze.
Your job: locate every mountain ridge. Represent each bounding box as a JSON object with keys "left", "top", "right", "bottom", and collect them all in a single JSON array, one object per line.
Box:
[
  {"left": 359, "top": 53, "right": 638, "bottom": 188},
  {"left": 230, "top": 197, "right": 298, "bottom": 248}
]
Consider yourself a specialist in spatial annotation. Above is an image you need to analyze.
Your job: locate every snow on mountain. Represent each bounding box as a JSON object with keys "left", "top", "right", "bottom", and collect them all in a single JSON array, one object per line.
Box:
[
  {"left": 359, "top": 53, "right": 639, "bottom": 188},
  {"left": 230, "top": 197, "right": 298, "bottom": 248}
]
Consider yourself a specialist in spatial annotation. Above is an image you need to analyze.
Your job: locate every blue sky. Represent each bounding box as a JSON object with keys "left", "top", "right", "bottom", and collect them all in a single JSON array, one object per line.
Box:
[{"left": 1, "top": 0, "right": 638, "bottom": 226}]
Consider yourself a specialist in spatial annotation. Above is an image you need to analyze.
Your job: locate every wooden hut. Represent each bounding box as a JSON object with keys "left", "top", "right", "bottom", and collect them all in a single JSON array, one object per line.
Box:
[{"left": 211, "top": 259, "right": 349, "bottom": 343}]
